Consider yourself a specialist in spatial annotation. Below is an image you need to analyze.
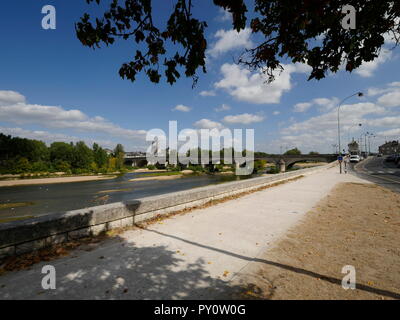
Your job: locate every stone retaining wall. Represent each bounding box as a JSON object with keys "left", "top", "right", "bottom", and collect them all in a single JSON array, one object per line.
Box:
[{"left": 0, "top": 162, "right": 337, "bottom": 259}]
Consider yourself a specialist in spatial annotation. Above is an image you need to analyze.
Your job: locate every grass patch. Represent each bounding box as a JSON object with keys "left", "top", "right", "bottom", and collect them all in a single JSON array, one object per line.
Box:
[{"left": 0, "top": 202, "right": 34, "bottom": 210}]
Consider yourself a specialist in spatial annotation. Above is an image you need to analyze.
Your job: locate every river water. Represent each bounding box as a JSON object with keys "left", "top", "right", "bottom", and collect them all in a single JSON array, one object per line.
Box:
[{"left": 0, "top": 172, "right": 254, "bottom": 220}]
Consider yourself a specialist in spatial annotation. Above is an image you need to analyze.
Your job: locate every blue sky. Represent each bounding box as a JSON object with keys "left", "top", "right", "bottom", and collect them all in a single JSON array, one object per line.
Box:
[{"left": 0, "top": 0, "right": 399, "bottom": 153}]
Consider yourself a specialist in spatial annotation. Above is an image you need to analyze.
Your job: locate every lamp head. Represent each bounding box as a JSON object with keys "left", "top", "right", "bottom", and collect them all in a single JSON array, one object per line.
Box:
[{"left": 358, "top": 92, "right": 364, "bottom": 97}]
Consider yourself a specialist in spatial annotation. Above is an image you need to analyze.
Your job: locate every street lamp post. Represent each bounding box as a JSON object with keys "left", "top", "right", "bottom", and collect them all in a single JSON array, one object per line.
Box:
[
  {"left": 337, "top": 92, "right": 364, "bottom": 173},
  {"left": 367, "top": 133, "right": 375, "bottom": 155},
  {"left": 359, "top": 133, "right": 365, "bottom": 156},
  {"left": 347, "top": 123, "right": 362, "bottom": 144}
]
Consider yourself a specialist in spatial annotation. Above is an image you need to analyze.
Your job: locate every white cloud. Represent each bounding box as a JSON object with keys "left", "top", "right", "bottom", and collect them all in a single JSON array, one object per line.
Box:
[
  {"left": 368, "top": 116, "right": 400, "bottom": 128},
  {"left": 214, "top": 63, "right": 310, "bottom": 104},
  {"left": 208, "top": 28, "right": 253, "bottom": 58},
  {"left": 277, "top": 102, "right": 387, "bottom": 153},
  {"left": 0, "top": 90, "right": 26, "bottom": 106},
  {"left": 215, "top": 104, "right": 231, "bottom": 112},
  {"left": 384, "top": 33, "right": 397, "bottom": 45},
  {"left": 292, "top": 97, "right": 340, "bottom": 113},
  {"left": 223, "top": 113, "right": 264, "bottom": 125},
  {"left": 216, "top": 8, "right": 232, "bottom": 22},
  {"left": 273, "top": 111, "right": 280, "bottom": 115},
  {"left": 367, "top": 82, "right": 400, "bottom": 97},
  {"left": 355, "top": 49, "right": 392, "bottom": 78},
  {"left": 313, "top": 97, "right": 341, "bottom": 112},
  {"left": 383, "top": 19, "right": 399, "bottom": 45},
  {"left": 172, "top": 104, "right": 192, "bottom": 112},
  {"left": 274, "top": 82, "right": 400, "bottom": 153},
  {"left": 0, "top": 103, "right": 87, "bottom": 123},
  {"left": 378, "top": 128, "right": 400, "bottom": 137},
  {"left": 0, "top": 91, "right": 146, "bottom": 141},
  {"left": 0, "top": 126, "right": 115, "bottom": 149},
  {"left": 199, "top": 90, "right": 216, "bottom": 97},
  {"left": 193, "top": 118, "right": 224, "bottom": 130},
  {"left": 367, "top": 87, "right": 392, "bottom": 97},
  {"left": 377, "top": 89, "right": 400, "bottom": 107},
  {"left": 293, "top": 102, "right": 312, "bottom": 113},
  {"left": 285, "top": 102, "right": 385, "bottom": 133}
]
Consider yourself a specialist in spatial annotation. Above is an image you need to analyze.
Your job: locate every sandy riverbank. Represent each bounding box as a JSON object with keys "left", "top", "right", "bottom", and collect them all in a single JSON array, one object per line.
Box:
[
  {"left": 0, "top": 175, "right": 117, "bottom": 187},
  {"left": 129, "top": 174, "right": 183, "bottom": 182},
  {"left": 132, "top": 169, "right": 167, "bottom": 173}
]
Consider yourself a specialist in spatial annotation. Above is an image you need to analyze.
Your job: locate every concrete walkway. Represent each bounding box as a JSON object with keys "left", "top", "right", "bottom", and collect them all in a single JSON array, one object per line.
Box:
[{"left": 0, "top": 166, "right": 369, "bottom": 299}]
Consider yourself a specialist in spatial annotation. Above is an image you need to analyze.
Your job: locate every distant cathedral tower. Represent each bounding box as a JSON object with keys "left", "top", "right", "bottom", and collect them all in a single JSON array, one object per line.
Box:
[{"left": 348, "top": 139, "right": 359, "bottom": 155}]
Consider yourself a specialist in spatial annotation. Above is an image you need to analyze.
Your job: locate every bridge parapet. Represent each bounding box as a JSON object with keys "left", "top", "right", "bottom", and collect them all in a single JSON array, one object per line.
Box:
[{"left": 255, "top": 154, "right": 337, "bottom": 168}]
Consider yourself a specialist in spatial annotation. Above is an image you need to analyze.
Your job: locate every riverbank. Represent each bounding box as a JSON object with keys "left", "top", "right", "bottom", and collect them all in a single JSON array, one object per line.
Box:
[
  {"left": 130, "top": 174, "right": 183, "bottom": 181},
  {"left": 132, "top": 168, "right": 167, "bottom": 173},
  {"left": 129, "top": 170, "right": 237, "bottom": 182},
  {"left": 0, "top": 174, "right": 117, "bottom": 187}
]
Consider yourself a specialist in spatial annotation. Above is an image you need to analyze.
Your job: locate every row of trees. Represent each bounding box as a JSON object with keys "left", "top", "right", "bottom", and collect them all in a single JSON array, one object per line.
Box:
[
  {"left": 0, "top": 133, "right": 126, "bottom": 174},
  {"left": 283, "top": 148, "right": 320, "bottom": 156}
]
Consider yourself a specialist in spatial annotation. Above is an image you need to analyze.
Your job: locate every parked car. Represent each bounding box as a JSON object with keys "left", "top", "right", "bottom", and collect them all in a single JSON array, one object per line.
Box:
[
  {"left": 386, "top": 154, "right": 397, "bottom": 162},
  {"left": 395, "top": 154, "right": 400, "bottom": 165},
  {"left": 377, "top": 153, "right": 383, "bottom": 157},
  {"left": 350, "top": 155, "right": 361, "bottom": 163}
]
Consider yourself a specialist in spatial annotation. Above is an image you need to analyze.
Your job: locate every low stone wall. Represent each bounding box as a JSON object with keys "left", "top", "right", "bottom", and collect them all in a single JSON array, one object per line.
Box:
[{"left": 0, "top": 162, "right": 337, "bottom": 259}]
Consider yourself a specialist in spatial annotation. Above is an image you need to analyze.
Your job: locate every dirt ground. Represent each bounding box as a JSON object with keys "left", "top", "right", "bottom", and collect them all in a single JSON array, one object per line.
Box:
[{"left": 243, "top": 182, "right": 400, "bottom": 300}]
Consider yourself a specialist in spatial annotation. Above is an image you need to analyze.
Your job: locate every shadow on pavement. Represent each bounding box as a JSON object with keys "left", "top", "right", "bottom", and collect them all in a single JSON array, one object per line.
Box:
[{"left": 138, "top": 226, "right": 400, "bottom": 300}]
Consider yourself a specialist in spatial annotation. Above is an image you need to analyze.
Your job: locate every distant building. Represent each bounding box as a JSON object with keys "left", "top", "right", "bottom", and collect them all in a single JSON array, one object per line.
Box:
[
  {"left": 124, "top": 151, "right": 146, "bottom": 157},
  {"left": 379, "top": 141, "right": 400, "bottom": 155},
  {"left": 348, "top": 140, "right": 360, "bottom": 155},
  {"left": 104, "top": 148, "right": 113, "bottom": 156}
]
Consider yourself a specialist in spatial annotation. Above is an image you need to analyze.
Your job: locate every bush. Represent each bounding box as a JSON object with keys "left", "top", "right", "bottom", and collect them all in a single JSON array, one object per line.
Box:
[
  {"left": 90, "top": 161, "right": 98, "bottom": 173},
  {"left": 31, "top": 161, "right": 49, "bottom": 172},
  {"left": 187, "top": 165, "right": 204, "bottom": 172},
  {"left": 268, "top": 166, "right": 280, "bottom": 174},
  {"left": 253, "top": 160, "right": 267, "bottom": 173},
  {"left": 71, "top": 168, "right": 89, "bottom": 175},
  {"left": 54, "top": 160, "right": 71, "bottom": 172},
  {"left": 13, "top": 157, "right": 31, "bottom": 173}
]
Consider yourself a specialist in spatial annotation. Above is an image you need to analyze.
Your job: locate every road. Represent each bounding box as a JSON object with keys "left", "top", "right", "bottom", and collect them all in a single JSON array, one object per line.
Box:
[{"left": 351, "top": 156, "right": 400, "bottom": 193}]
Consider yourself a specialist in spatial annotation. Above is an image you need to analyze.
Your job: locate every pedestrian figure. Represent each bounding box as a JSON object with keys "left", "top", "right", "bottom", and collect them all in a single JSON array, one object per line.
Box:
[{"left": 344, "top": 155, "right": 350, "bottom": 174}]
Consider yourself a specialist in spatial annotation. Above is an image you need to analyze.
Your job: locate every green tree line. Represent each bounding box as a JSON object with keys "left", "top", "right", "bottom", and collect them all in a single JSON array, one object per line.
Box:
[{"left": 0, "top": 133, "right": 126, "bottom": 174}]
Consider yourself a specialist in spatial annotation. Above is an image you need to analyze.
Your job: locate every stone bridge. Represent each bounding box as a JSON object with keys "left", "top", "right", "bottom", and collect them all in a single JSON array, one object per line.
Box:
[
  {"left": 124, "top": 154, "right": 148, "bottom": 167},
  {"left": 125, "top": 153, "right": 337, "bottom": 170},
  {"left": 254, "top": 154, "right": 337, "bottom": 169}
]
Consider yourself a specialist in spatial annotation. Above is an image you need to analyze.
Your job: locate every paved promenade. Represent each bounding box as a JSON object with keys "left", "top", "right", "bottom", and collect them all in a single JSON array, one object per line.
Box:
[{"left": 0, "top": 165, "right": 369, "bottom": 299}]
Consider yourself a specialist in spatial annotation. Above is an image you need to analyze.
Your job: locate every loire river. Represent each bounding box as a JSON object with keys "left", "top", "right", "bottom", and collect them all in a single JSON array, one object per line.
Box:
[{"left": 0, "top": 172, "right": 254, "bottom": 220}]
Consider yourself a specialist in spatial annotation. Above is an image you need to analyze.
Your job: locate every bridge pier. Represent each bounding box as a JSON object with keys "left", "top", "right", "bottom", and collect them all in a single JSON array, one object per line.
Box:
[
  {"left": 235, "top": 162, "right": 240, "bottom": 171},
  {"left": 279, "top": 159, "right": 286, "bottom": 173}
]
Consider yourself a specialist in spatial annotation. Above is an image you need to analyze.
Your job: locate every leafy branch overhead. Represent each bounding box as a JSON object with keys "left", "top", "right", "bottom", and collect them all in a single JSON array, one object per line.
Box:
[{"left": 76, "top": 0, "right": 400, "bottom": 85}]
